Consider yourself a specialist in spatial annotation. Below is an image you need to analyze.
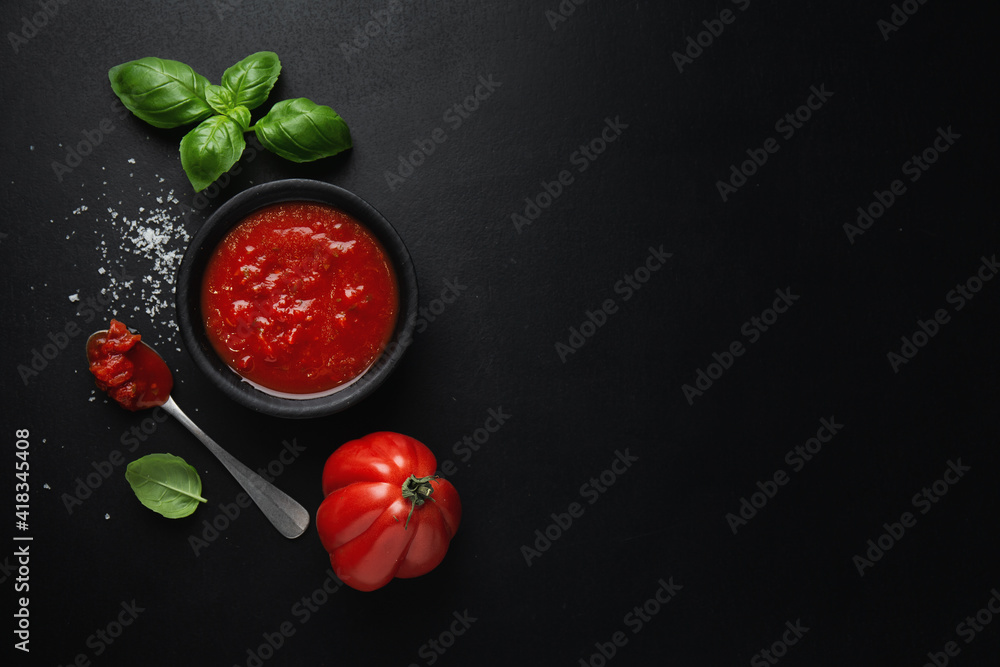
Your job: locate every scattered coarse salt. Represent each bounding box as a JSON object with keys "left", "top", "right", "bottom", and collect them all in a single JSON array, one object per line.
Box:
[
  {"left": 68, "top": 293, "right": 79, "bottom": 302},
  {"left": 65, "top": 171, "right": 201, "bottom": 348},
  {"left": 127, "top": 158, "right": 136, "bottom": 164}
]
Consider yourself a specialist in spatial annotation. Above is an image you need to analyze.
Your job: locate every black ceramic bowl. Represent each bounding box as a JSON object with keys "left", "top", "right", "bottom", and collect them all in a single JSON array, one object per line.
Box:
[{"left": 177, "top": 179, "right": 417, "bottom": 419}]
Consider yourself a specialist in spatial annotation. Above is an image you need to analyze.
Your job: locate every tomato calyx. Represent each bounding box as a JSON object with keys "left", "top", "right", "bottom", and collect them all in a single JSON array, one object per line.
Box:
[{"left": 400, "top": 474, "right": 438, "bottom": 529}]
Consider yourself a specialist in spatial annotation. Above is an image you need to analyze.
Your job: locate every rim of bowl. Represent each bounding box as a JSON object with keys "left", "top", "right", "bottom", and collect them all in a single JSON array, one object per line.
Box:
[{"left": 176, "top": 179, "right": 418, "bottom": 419}]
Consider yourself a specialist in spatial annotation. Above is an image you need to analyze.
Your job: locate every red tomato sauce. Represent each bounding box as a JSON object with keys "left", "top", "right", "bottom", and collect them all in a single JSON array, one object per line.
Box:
[
  {"left": 87, "top": 319, "right": 173, "bottom": 410},
  {"left": 201, "top": 202, "right": 399, "bottom": 395}
]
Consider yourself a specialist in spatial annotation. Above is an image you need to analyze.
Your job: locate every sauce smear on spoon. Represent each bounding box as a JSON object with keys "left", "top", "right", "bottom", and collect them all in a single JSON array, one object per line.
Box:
[{"left": 87, "top": 319, "right": 173, "bottom": 410}]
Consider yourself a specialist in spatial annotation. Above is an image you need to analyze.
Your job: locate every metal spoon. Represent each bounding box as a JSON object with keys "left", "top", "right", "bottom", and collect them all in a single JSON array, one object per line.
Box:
[{"left": 87, "top": 330, "right": 310, "bottom": 539}]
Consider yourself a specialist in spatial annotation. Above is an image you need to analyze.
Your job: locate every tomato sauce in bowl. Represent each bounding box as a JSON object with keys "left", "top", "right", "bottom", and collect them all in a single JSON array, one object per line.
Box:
[{"left": 200, "top": 202, "right": 399, "bottom": 396}]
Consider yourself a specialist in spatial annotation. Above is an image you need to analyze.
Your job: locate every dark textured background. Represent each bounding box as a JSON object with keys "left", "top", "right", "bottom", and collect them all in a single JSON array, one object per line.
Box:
[{"left": 2, "top": 1, "right": 998, "bottom": 665}]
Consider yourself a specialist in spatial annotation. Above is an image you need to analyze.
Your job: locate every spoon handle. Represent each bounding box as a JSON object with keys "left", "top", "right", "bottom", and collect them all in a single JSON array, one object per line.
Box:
[{"left": 161, "top": 397, "right": 310, "bottom": 539}]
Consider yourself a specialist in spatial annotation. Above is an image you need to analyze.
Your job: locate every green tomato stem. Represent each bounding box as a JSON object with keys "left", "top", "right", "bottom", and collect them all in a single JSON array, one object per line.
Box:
[{"left": 400, "top": 474, "right": 438, "bottom": 530}]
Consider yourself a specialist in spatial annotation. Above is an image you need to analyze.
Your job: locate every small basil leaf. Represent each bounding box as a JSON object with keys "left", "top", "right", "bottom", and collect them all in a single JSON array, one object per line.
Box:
[
  {"left": 205, "top": 84, "right": 235, "bottom": 115},
  {"left": 253, "top": 98, "right": 352, "bottom": 163},
  {"left": 179, "top": 115, "right": 247, "bottom": 191},
  {"left": 222, "top": 51, "right": 282, "bottom": 111},
  {"left": 108, "top": 57, "right": 213, "bottom": 129},
  {"left": 226, "top": 105, "right": 252, "bottom": 132},
  {"left": 125, "top": 453, "right": 206, "bottom": 519}
]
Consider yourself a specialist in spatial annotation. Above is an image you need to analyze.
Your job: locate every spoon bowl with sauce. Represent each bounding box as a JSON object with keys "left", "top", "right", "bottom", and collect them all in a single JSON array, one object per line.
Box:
[{"left": 86, "top": 324, "right": 310, "bottom": 539}]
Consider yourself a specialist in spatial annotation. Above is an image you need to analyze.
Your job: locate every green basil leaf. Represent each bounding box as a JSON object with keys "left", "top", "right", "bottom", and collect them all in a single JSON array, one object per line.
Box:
[
  {"left": 205, "top": 84, "right": 235, "bottom": 115},
  {"left": 108, "top": 57, "right": 213, "bottom": 129},
  {"left": 253, "top": 98, "right": 352, "bottom": 163},
  {"left": 222, "top": 51, "right": 282, "bottom": 111},
  {"left": 226, "top": 105, "right": 252, "bottom": 132},
  {"left": 125, "top": 453, "right": 206, "bottom": 519},
  {"left": 179, "top": 115, "right": 247, "bottom": 191}
]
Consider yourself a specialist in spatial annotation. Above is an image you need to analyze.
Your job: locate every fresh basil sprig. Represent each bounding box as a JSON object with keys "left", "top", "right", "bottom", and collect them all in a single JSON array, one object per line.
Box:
[
  {"left": 125, "top": 453, "right": 206, "bottom": 519},
  {"left": 109, "top": 51, "right": 352, "bottom": 191}
]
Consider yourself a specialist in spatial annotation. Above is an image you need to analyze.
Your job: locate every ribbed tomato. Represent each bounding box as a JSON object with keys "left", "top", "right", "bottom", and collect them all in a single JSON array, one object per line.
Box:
[{"left": 316, "top": 432, "right": 461, "bottom": 591}]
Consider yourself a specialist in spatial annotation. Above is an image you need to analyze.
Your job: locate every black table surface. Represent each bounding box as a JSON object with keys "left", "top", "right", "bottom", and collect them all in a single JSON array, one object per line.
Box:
[{"left": 3, "top": 1, "right": 999, "bottom": 665}]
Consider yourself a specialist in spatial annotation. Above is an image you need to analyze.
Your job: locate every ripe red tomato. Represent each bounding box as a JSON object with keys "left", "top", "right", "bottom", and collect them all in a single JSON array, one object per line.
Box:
[{"left": 316, "top": 432, "right": 462, "bottom": 591}]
